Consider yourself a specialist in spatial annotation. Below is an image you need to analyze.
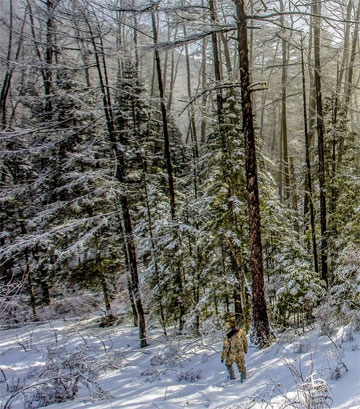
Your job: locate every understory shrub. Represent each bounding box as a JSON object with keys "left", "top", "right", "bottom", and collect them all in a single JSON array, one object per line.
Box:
[
  {"left": 26, "top": 344, "right": 110, "bottom": 407},
  {"left": 2, "top": 343, "right": 111, "bottom": 409},
  {"left": 150, "top": 341, "right": 183, "bottom": 368},
  {"left": 177, "top": 369, "right": 201, "bottom": 383}
]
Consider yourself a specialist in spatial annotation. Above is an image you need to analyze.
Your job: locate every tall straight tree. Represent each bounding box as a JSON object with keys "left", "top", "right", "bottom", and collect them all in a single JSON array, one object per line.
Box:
[
  {"left": 300, "top": 37, "right": 319, "bottom": 275},
  {"left": 313, "top": 0, "right": 328, "bottom": 287},
  {"left": 150, "top": 2, "right": 176, "bottom": 220},
  {"left": 0, "top": 0, "right": 26, "bottom": 129},
  {"left": 208, "top": 0, "right": 224, "bottom": 124},
  {"left": 279, "top": 0, "right": 289, "bottom": 202},
  {"left": 44, "top": 0, "right": 55, "bottom": 117},
  {"left": 82, "top": 8, "right": 148, "bottom": 347},
  {"left": 303, "top": 17, "right": 317, "bottom": 222},
  {"left": 150, "top": 1, "right": 186, "bottom": 330},
  {"left": 234, "top": 0, "right": 272, "bottom": 347}
]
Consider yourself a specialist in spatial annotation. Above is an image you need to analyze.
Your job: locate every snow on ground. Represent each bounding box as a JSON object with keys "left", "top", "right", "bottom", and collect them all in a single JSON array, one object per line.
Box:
[{"left": 1, "top": 316, "right": 359, "bottom": 409}]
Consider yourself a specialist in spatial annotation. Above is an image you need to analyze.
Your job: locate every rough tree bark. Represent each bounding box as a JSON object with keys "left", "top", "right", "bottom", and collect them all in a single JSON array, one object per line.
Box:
[
  {"left": 301, "top": 38, "right": 319, "bottom": 274},
  {"left": 234, "top": 0, "right": 272, "bottom": 347},
  {"left": 313, "top": 0, "right": 328, "bottom": 287}
]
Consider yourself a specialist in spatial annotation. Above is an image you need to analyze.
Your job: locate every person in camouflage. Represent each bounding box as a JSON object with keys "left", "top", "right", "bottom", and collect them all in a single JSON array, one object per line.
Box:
[{"left": 221, "top": 320, "right": 248, "bottom": 382}]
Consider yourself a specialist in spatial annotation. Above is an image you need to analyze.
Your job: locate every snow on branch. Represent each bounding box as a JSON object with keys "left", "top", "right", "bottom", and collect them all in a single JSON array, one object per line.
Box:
[
  {"left": 249, "top": 9, "right": 360, "bottom": 25},
  {"left": 179, "top": 82, "right": 240, "bottom": 115},
  {"left": 111, "top": 0, "right": 208, "bottom": 14},
  {"left": 144, "top": 25, "right": 237, "bottom": 51},
  {"left": 0, "top": 211, "right": 121, "bottom": 261},
  {"left": 179, "top": 81, "right": 267, "bottom": 115}
]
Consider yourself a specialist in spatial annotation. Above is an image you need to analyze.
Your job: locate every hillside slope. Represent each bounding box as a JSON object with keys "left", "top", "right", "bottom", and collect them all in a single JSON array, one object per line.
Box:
[{"left": 1, "top": 316, "right": 359, "bottom": 409}]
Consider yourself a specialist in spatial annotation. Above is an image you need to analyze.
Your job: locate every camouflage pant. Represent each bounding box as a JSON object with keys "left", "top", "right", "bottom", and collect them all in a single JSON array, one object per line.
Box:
[{"left": 225, "top": 355, "right": 246, "bottom": 374}]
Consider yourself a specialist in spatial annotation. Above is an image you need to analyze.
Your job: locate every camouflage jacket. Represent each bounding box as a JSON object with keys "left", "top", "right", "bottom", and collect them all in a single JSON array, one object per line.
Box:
[{"left": 221, "top": 328, "right": 248, "bottom": 364}]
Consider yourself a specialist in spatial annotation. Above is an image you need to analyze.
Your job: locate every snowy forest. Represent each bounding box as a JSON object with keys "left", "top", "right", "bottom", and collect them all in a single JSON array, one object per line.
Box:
[{"left": 1, "top": 0, "right": 360, "bottom": 408}]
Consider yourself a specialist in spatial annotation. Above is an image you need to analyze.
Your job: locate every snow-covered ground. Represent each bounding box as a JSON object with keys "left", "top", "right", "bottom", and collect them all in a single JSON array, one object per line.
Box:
[{"left": 1, "top": 316, "right": 359, "bottom": 409}]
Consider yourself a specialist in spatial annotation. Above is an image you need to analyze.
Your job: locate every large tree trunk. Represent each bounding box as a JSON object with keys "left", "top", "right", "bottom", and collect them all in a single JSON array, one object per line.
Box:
[
  {"left": 235, "top": 0, "right": 272, "bottom": 347},
  {"left": 313, "top": 0, "right": 328, "bottom": 287},
  {"left": 301, "top": 38, "right": 319, "bottom": 274}
]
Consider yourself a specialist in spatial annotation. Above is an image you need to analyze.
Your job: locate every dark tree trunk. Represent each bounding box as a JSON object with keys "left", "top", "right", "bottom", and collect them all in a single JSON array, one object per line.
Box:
[
  {"left": 201, "top": 0, "right": 208, "bottom": 144},
  {"left": 0, "top": 0, "right": 13, "bottom": 129},
  {"left": 235, "top": 0, "right": 272, "bottom": 347},
  {"left": 19, "top": 209, "right": 37, "bottom": 318},
  {"left": 182, "top": 10, "right": 200, "bottom": 201},
  {"left": 26, "top": 258, "right": 37, "bottom": 318},
  {"left": 39, "top": 268, "right": 51, "bottom": 305},
  {"left": 208, "top": 0, "right": 224, "bottom": 124},
  {"left": 127, "top": 276, "right": 139, "bottom": 327},
  {"left": 100, "top": 272, "right": 111, "bottom": 314},
  {"left": 313, "top": 0, "right": 328, "bottom": 287},
  {"left": 121, "top": 198, "right": 148, "bottom": 346},
  {"left": 95, "top": 235, "right": 112, "bottom": 314},
  {"left": 44, "top": 0, "right": 55, "bottom": 117},
  {"left": 117, "top": 215, "right": 138, "bottom": 326},
  {"left": 301, "top": 38, "right": 319, "bottom": 274},
  {"left": 150, "top": 5, "right": 176, "bottom": 220},
  {"left": 234, "top": 286, "right": 243, "bottom": 327},
  {"left": 86, "top": 16, "right": 147, "bottom": 347},
  {"left": 289, "top": 157, "right": 299, "bottom": 234},
  {"left": 304, "top": 21, "right": 316, "bottom": 218},
  {"left": 150, "top": 3, "right": 185, "bottom": 331},
  {"left": 0, "top": 3, "right": 26, "bottom": 129},
  {"left": 280, "top": 0, "right": 289, "bottom": 201},
  {"left": 29, "top": 248, "right": 50, "bottom": 306}
]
